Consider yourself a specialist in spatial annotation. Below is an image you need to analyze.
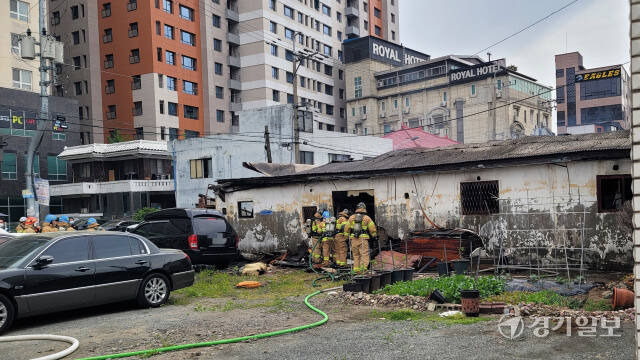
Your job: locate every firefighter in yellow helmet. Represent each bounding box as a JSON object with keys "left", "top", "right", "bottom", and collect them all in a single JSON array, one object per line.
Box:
[
  {"left": 321, "top": 211, "right": 336, "bottom": 267},
  {"left": 346, "top": 202, "right": 377, "bottom": 273},
  {"left": 334, "top": 209, "right": 350, "bottom": 268},
  {"left": 309, "top": 211, "right": 325, "bottom": 267}
]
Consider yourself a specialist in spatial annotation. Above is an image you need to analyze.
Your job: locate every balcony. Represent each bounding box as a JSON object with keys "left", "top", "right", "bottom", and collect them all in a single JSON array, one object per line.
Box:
[
  {"left": 228, "top": 55, "right": 240, "bottom": 67},
  {"left": 346, "top": 26, "right": 360, "bottom": 37},
  {"left": 51, "top": 179, "right": 175, "bottom": 197},
  {"left": 225, "top": 8, "right": 239, "bottom": 22},
  {"left": 230, "top": 94, "right": 242, "bottom": 112},
  {"left": 228, "top": 78, "right": 241, "bottom": 90},
  {"left": 227, "top": 32, "right": 240, "bottom": 45},
  {"left": 345, "top": 6, "right": 359, "bottom": 18}
]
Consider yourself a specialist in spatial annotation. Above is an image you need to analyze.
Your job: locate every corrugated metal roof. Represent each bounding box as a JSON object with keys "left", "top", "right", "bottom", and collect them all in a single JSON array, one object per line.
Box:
[{"left": 217, "top": 131, "right": 630, "bottom": 192}]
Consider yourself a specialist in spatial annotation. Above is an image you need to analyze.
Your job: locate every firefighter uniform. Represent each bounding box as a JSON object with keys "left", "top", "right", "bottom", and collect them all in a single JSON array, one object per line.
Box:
[
  {"left": 310, "top": 213, "right": 325, "bottom": 265},
  {"left": 346, "top": 203, "right": 377, "bottom": 273},
  {"left": 322, "top": 212, "right": 336, "bottom": 267},
  {"left": 40, "top": 214, "right": 58, "bottom": 233},
  {"left": 334, "top": 210, "right": 349, "bottom": 267},
  {"left": 86, "top": 218, "right": 99, "bottom": 231},
  {"left": 57, "top": 215, "right": 76, "bottom": 231}
]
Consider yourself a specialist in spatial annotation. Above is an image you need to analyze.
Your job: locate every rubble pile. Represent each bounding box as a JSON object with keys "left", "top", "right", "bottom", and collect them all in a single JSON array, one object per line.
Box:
[
  {"left": 517, "top": 303, "right": 636, "bottom": 321},
  {"left": 338, "top": 291, "right": 436, "bottom": 311}
]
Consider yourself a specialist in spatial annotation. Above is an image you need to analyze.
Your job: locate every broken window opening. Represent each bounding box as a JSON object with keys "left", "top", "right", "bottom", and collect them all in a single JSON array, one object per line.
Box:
[
  {"left": 597, "top": 175, "right": 631, "bottom": 212},
  {"left": 302, "top": 206, "right": 317, "bottom": 222},
  {"left": 460, "top": 180, "right": 499, "bottom": 215},
  {"left": 238, "top": 201, "right": 254, "bottom": 218},
  {"left": 331, "top": 190, "right": 375, "bottom": 221}
]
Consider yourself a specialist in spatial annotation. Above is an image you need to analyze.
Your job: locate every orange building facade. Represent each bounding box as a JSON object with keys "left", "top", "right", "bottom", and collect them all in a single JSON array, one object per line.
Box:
[{"left": 98, "top": 0, "right": 204, "bottom": 142}]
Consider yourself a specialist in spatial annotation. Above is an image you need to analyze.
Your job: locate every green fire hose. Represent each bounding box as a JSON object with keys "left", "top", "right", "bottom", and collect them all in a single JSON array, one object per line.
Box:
[{"left": 76, "top": 290, "right": 329, "bottom": 360}]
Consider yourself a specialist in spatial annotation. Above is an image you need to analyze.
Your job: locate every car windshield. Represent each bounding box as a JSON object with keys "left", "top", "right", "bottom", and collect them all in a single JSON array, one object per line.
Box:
[
  {"left": 0, "top": 237, "right": 49, "bottom": 269},
  {"left": 192, "top": 217, "right": 228, "bottom": 235}
]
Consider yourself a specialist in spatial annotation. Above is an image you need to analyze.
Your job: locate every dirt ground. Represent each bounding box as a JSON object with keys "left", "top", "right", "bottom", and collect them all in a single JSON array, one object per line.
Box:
[{"left": 1, "top": 291, "right": 635, "bottom": 360}]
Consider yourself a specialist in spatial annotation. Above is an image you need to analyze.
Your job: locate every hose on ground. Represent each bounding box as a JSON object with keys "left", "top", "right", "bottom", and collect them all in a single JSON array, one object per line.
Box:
[
  {"left": 0, "top": 334, "right": 79, "bottom": 360},
  {"left": 75, "top": 290, "right": 330, "bottom": 360}
]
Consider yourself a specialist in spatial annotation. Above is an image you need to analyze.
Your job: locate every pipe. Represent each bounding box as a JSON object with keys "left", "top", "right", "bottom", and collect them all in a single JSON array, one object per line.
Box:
[
  {"left": 0, "top": 334, "right": 79, "bottom": 360},
  {"left": 76, "top": 290, "right": 329, "bottom": 360}
]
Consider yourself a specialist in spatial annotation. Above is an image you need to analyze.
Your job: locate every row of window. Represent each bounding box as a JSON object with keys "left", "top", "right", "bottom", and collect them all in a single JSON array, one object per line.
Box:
[
  {"left": 101, "top": 0, "right": 194, "bottom": 20},
  {"left": 104, "top": 102, "right": 199, "bottom": 120},
  {"left": 9, "top": 0, "right": 29, "bottom": 22},
  {"left": 1, "top": 153, "right": 67, "bottom": 181}
]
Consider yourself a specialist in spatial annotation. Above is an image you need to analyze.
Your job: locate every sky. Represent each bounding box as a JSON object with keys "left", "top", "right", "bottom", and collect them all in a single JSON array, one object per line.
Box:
[{"left": 399, "top": 0, "right": 630, "bottom": 90}]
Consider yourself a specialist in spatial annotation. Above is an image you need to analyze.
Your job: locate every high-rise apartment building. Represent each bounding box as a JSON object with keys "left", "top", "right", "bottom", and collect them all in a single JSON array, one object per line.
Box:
[
  {"left": 2, "top": 0, "right": 42, "bottom": 92},
  {"left": 49, "top": 0, "right": 399, "bottom": 142}
]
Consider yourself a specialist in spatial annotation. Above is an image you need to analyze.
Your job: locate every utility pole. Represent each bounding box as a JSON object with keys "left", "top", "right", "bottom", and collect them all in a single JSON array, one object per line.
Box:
[
  {"left": 290, "top": 32, "right": 322, "bottom": 164},
  {"left": 264, "top": 125, "right": 272, "bottom": 163}
]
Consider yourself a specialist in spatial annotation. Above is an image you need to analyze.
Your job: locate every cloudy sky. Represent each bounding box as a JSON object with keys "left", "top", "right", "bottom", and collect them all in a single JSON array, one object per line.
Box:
[{"left": 398, "top": 0, "right": 630, "bottom": 89}]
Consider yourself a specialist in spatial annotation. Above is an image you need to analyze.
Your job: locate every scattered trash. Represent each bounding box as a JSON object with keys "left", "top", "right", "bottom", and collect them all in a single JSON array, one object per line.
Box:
[
  {"left": 327, "top": 291, "right": 338, "bottom": 296},
  {"left": 428, "top": 289, "right": 446, "bottom": 304},
  {"left": 236, "top": 281, "right": 262, "bottom": 289},
  {"left": 241, "top": 262, "right": 267, "bottom": 276},
  {"left": 439, "top": 310, "right": 463, "bottom": 317}
]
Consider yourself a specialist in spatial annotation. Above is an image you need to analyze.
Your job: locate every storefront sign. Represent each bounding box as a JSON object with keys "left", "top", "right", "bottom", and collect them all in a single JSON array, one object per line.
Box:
[
  {"left": 449, "top": 63, "right": 502, "bottom": 84},
  {"left": 22, "top": 189, "right": 34, "bottom": 199},
  {"left": 575, "top": 68, "right": 621, "bottom": 82}
]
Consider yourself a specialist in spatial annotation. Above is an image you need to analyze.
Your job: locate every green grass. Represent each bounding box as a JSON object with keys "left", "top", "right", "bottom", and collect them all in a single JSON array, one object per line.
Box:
[
  {"left": 377, "top": 275, "right": 505, "bottom": 303},
  {"left": 486, "top": 291, "right": 612, "bottom": 311},
  {"left": 172, "top": 269, "right": 342, "bottom": 307},
  {"left": 370, "top": 309, "right": 492, "bottom": 325}
]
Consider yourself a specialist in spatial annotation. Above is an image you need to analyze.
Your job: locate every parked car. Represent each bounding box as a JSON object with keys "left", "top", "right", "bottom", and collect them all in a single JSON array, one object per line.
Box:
[
  {"left": 130, "top": 208, "right": 239, "bottom": 266},
  {"left": 0, "top": 231, "right": 194, "bottom": 334},
  {"left": 99, "top": 219, "right": 140, "bottom": 232}
]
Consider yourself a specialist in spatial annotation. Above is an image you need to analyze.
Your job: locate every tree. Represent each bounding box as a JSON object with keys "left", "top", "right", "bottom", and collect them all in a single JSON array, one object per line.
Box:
[
  {"left": 133, "top": 207, "right": 159, "bottom": 221},
  {"left": 107, "top": 130, "right": 126, "bottom": 143}
]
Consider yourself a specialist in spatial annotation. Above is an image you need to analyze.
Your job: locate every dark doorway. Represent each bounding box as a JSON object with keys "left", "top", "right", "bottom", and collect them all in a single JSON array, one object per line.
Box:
[
  {"left": 331, "top": 190, "right": 375, "bottom": 221},
  {"left": 301, "top": 206, "right": 317, "bottom": 222}
]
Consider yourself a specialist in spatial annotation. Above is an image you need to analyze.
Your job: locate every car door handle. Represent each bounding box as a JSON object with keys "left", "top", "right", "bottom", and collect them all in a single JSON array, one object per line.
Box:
[
  {"left": 75, "top": 266, "right": 91, "bottom": 272},
  {"left": 135, "top": 260, "right": 148, "bottom": 265}
]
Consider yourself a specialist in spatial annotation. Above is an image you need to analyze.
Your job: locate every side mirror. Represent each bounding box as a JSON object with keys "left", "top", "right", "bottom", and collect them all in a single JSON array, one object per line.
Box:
[{"left": 34, "top": 255, "right": 54, "bottom": 268}]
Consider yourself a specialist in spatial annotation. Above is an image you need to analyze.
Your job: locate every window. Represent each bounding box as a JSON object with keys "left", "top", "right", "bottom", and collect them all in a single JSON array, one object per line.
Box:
[
  {"left": 238, "top": 201, "right": 254, "bottom": 218},
  {"left": 326, "top": 104, "right": 334, "bottom": 115},
  {"left": 156, "top": 47, "right": 163, "bottom": 61},
  {"left": 160, "top": 126, "right": 166, "bottom": 140},
  {"left": 471, "top": 84, "right": 476, "bottom": 95},
  {"left": 287, "top": 93, "right": 294, "bottom": 104},
  {"left": 405, "top": 97, "right": 410, "bottom": 107},
  {"left": 183, "top": 80, "right": 198, "bottom": 95},
  {"left": 93, "top": 235, "right": 133, "bottom": 259},
  {"left": 394, "top": 99, "right": 398, "bottom": 109},
  {"left": 285, "top": 27, "right": 294, "bottom": 40},
  {"left": 298, "top": 151, "right": 314, "bottom": 165},
  {"left": 105, "top": 79, "right": 115, "bottom": 94},
  {"left": 106, "top": 105, "right": 116, "bottom": 119},
  {"left": 391, "top": 13, "right": 395, "bottom": 23},
  {"left": 272, "top": 67, "right": 279, "bottom": 79},
  {"left": 168, "top": 102, "right": 178, "bottom": 115},
  {"left": 128, "top": 22, "right": 138, "bottom": 37},
  {"left": 337, "top": 31, "right": 342, "bottom": 41},
  {"left": 73, "top": 56, "right": 81, "bottom": 69},
  {"left": 156, "top": 21, "right": 161, "bottom": 34},
  {"left": 284, "top": 5, "right": 294, "bottom": 19},
  {"left": 10, "top": 33, "right": 21, "bottom": 54},
  {"left": 374, "top": 7, "right": 381, "bottom": 18},
  {"left": 272, "top": 89, "right": 280, "bottom": 102},
  {"left": 325, "top": 85, "right": 333, "bottom": 95},
  {"left": 391, "top": 31, "right": 395, "bottom": 41},
  {"left": 103, "top": 28, "right": 112, "bottom": 43},
  {"left": 580, "top": 104, "right": 624, "bottom": 125},
  {"left": 216, "top": 109, "right": 224, "bottom": 122},
  {"left": 182, "top": 55, "right": 196, "bottom": 71},
  {"left": 556, "top": 68, "right": 564, "bottom": 78},
  {"left": 215, "top": 62, "right": 223, "bottom": 75},
  {"left": 133, "top": 101, "right": 143, "bottom": 116},
  {"left": 159, "top": 100, "right": 165, "bottom": 114},
  {"left": 354, "top": 76, "right": 362, "bottom": 98},
  {"left": 10, "top": 0, "right": 29, "bottom": 22},
  {"left": 41, "top": 237, "right": 89, "bottom": 264},
  {"left": 286, "top": 71, "right": 294, "bottom": 83},
  {"left": 339, "top": 88, "right": 344, "bottom": 99},
  {"left": 298, "top": 12, "right": 304, "bottom": 23},
  {"left": 74, "top": 81, "right": 82, "bottom": 95},
  {"left": 580, "top": 77, "right": 622, "bottom": 101},
  {"left": 323, "top": 24, "right": 331, "bottom": 36},
  {"left": 213, "top": 14, "right": 221, "bottom": 27},
  {"left": 169, "top": 127, "right": 178, "bottom": 140},
  {"left": 12, "top": 68, "right": 31, "bottom": 90},
  {"left": 337, "top": 12, "right": 342, "bottom": 22},
  {"left": 213, "top": 38, "right": 222, "bottom": 51},
  {"left": 127, "top": 0, "right": 137, "bottom": 11},
  {"left": 163, "top": 0, "right": 173, "bottom": 13},
  {"left": 323, "top": 44, "right": 332, "bottom": 56},
  {"left": 460, "top": 181, "right": 499, "bottom": 215},
  {"left": 443, "top": 92, "right": 447, "bottom": 102},
  {"left": 322, "top": 4, "right": 330, "bottom": 15},
  {"left": 270, "top": 44, "right": 278, "bottom": 56},
  {"left": 181, "top": 30, "right": 195, "bottom": 46},
  {"left": 179, "top": 5, "right": 194, "bottom": 21},
  {"left": 167, "top": 76, "right": 176, "bottom": 90},
  {"left": 1, "top": 152, "right": 17, "bottom": 180},
  {"left": 215, "top": 86, "right": 223, "bottom": 99},
  {"left": 164, "top": 24, "right": 174, "bottom": 39},
  {"left": 184, "top": 105, "right": 199, "bottom": 119},
  {"left": 102, "top": 2, "right": 111, "bottom": 17},
  {"left": 324, "top": 65, "right": 333, "bottom": 76},
  {"left": 384, "top": 124, "right": 391, "bottom": 134},
  {"left": 190, "top": 158, "right": 212, "bottom": 178},
  {"left": 47, "top": 155, "right": 67, "bottom": 181},
  {"left": 374, "top": 26, "right": 381, "bottom": 36},
  {"left": 597, "top": 175, "right": 632, "bottom": 212},
  {"left": 364, "top": 20, "right": 368, "bottom": 29},
  {"left": 269, "top": 0, "right": 276, "bottom": 10},
  {"left": 72, "top": 31, "right": 80, "bottom": 44}
]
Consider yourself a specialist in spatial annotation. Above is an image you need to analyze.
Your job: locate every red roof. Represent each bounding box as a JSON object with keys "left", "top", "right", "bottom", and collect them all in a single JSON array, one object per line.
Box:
[{"left": 383, "top": 126, "right": 459, "bottom": 150}]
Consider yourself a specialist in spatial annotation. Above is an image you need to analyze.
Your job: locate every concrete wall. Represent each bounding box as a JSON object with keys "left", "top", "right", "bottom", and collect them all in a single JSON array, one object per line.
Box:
[
  {"left": 170, "top": 105, "right": 392, "bottom": 208},
  {"left": 219, "top": 158, "right": 632, "bottom": 269}
]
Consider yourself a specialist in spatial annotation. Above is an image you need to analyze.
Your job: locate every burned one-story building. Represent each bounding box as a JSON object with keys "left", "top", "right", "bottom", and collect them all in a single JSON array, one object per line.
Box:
[{"left": 215, "top": 131, "right": 632, "bottom": 270}]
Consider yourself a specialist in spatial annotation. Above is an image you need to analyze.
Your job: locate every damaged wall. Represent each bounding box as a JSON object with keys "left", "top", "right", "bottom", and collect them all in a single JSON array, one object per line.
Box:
[{"left": 220, "top": 158, "right": 632, "bottom": 269}]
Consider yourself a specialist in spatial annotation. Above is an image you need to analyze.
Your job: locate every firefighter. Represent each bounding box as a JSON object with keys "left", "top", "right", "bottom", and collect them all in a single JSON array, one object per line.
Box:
[
  {"left": 15, "top": 217, "right": 27, "bottom": 233},
  {"left": 57, "top": 215, "right": 76, "bottom": 231},
  {"left": 321, "top": 210, "right": 336, "bottom": 267},
  {"left": 22, "top": 217, "right": 38, "bottom": 233},
  {"left": 309, "top": 211, "right": 325, "bottom": 266},
  {"left": 334, "top": 209, "right": 350, "bottom": 268},
  {"left": 41, "top": 215, "right": 58, "bottom": 233},
  {"left": 86, "top": 218, "right": 99, "bottom": 231},
  {"left": 346, "top": 202, "right": 377, "bottom": 273}
]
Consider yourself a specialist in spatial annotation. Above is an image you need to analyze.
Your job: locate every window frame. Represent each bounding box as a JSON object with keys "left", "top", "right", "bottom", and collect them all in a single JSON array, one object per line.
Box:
[
  {"left": 238, "top": 201, "right": 254, "bottom": 219},
  {"left": 460, "top": 180, "right": 500, "bottom": 215},
  {"left": 597, "top": 174, "right": 632, "bottom": 213}
]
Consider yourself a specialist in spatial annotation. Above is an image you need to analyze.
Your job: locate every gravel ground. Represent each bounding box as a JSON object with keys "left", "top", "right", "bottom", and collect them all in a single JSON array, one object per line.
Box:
[{"left": 1, "top": 293, "right": 635, "bottom": 360}]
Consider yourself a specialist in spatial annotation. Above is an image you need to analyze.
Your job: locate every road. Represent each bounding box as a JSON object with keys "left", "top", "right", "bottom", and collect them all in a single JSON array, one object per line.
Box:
[{"left": 1, "top": 294, "right": 635, "bottom": 360}]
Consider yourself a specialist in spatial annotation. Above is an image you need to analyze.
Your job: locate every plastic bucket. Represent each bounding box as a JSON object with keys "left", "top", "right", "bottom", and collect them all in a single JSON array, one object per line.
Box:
[
  {"left": 460, "top": 289, "right": 480, "bottom": 317},
  {"left": 391, "top": 269, "right": 404, "bottom": 284},
  {"left": 429, "top": 289, "right": 446, "bottom": 304},
  {"left": 369, "top": 273, "right": 382, "bottom": 292},
  {"left": 401, "top": 268, "right": 414, "bottom": 282},
  {"left": 436, "top": 262, "right": 449, "bottom": 276},
  {"left": 453, "top": 260, "right": 470, "bottom": 275},
  {"left": 353, "top": 275, "right": 372, "bottom": 293},
  {"left": 378, "top": 271, "right": 392, "bottom": 289},
  {"left": 343, "top": 282, "right": 362, "bottom": 292}
]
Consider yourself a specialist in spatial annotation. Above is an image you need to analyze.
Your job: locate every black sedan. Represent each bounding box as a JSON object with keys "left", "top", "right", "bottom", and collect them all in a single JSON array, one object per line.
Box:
[{"left": 0, "top": 231, "right": 194, "bottom": 334}]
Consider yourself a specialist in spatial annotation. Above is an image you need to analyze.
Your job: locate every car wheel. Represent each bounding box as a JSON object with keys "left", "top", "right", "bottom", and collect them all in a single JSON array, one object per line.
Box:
[
  {"left": 0, "top": 294, "right": 15, "bottom": 334},
  {"left": 137, "top": 274, "right": 170, "bottom": 308}
]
